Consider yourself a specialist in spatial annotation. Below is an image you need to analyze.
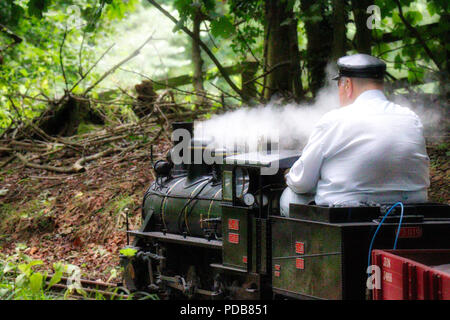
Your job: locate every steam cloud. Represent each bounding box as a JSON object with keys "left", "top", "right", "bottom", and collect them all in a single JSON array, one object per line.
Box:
[
  {"left": 194, "top": 76, "right": 444, "bottom": 153},
  {"left": 390, "top": 93, "right": 444, "bottom": 136},
  {"left": 194, "top": 85, "right": 339, "bottom": 152}
]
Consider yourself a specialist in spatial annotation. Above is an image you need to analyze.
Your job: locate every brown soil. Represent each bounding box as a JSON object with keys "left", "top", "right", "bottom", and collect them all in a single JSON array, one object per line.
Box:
[{"left": 0, "top": 137, "right": 171, "bottom": 282}]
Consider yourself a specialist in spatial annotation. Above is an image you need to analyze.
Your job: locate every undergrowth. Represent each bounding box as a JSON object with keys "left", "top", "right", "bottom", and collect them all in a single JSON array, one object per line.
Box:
[{"left": 0, "top": 244, "right": 154, "bottom": 300}]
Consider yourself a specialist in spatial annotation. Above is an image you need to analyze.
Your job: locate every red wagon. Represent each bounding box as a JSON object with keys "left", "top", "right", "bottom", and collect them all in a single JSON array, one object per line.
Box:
[{"left": 371, "top": 249, "right": 450, "bottom": 300}]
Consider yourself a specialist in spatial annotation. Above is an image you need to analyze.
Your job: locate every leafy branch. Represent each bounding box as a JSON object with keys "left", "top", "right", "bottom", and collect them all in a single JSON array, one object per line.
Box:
[
  {"left": 393, "top": 0, "right": 442, "bottom": 71},
  {"left": 146, "top": 0, "right": 244, "bottom": 99}
]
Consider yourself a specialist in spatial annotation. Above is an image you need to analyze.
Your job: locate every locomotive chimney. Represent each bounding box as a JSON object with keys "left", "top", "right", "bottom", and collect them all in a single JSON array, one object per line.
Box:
[
  {"left": 172, "top": 122, "right": 194, "bottom": 142},
  {"left": 170, "top": 122, "right": 194, "bottom": 174}
]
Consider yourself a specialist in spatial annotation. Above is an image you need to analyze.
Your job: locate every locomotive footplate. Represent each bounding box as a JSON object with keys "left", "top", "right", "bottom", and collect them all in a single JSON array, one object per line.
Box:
[{"left": 127, "top": 230, "right": 222, "bottom": 249}]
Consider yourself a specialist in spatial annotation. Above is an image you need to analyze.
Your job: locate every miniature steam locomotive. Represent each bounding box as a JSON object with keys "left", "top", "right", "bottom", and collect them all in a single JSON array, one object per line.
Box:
[{"left": 121, "top": 122, "right": 450, "bottom": 300}]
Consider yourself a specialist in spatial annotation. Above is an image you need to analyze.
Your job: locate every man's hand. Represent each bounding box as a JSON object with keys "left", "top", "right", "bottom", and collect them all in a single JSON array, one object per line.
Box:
[{"left": 284, "top": 168, "right": 290, "bottom": 181}]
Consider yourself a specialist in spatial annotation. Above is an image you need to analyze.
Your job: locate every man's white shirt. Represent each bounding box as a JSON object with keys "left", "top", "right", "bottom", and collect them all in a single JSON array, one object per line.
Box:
[{"left": 286, "top": 89, "right": 430, "bottom": 206}]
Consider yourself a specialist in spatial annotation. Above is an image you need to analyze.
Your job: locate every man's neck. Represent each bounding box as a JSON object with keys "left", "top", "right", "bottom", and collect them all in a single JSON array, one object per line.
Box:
[
  {"left": 354, "top": 85, "right": 384, "bottom": 98},
  {"left": 353, "top": 89, "right": 387, "bottom": 105}
]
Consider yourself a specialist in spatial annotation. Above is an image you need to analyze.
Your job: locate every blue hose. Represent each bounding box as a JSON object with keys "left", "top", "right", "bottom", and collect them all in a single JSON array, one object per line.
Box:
[{"left": 367, "top": 202, "right": 404, "bottom": 272}]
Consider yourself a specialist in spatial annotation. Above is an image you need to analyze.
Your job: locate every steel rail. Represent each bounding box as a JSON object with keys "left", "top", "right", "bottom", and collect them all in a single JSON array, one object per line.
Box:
[{"left": 2, "top": 273, "right": 131, "bottom": 300}]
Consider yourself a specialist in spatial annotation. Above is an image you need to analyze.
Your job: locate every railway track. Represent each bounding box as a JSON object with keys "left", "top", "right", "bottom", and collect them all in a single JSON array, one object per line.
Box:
[
  {"left": 3, "top": 273, "right": 133, "bottom": 300},
  {"left": 47, "top": 276, "right": 132, "bottom": 300}
]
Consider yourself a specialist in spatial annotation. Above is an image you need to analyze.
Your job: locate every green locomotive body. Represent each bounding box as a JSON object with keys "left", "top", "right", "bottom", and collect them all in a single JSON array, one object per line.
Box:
[{"left": 121, "top": 123, "right": 450, "bottom": 300}]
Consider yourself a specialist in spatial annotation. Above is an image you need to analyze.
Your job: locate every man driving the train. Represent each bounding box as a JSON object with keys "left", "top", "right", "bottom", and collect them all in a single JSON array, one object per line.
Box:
[{"left": 280, "top": 53, "right": 430, "bottom": 216}]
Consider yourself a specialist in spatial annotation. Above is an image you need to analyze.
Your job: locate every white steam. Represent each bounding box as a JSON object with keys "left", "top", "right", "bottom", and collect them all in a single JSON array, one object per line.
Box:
[
  {"left": 390, "top": 93, "right": 444, "bottom": 136},
  {"left": 194, "top": 66, "right": 445, "bottom": 153},
  {"left": 194, "top": 85, "right": 339, "bottom": 152}
]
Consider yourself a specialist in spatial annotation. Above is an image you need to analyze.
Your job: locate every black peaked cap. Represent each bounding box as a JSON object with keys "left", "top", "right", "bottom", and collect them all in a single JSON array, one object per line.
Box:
[{"left": 332, "top": 54, "right": 386, "bottom": 80}]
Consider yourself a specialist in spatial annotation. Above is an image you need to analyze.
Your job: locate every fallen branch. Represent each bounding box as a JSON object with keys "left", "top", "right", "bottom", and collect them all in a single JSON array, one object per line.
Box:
[
  {"left": 0, "top": 155, "right": 15, "bottom": 169},
  {"left": 13, "top": 128, "right": 163, "bottom": 174},
  {"left": 0, "top": 23, "right": 23, "bottom": 52},
  {"left": 29, "top": 175, "right": 66, "bottom": 180},
  {"left": 15, "top": 152, "right": 82, "bottom": 174}
]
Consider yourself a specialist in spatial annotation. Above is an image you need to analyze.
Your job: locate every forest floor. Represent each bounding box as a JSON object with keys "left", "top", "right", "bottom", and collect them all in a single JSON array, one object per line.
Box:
[
  {"left": 0, "top": 134, "right": 448, "bottom": 283},
  {"left": 0, "top": 135, "right": 172, "bottom": 283}
]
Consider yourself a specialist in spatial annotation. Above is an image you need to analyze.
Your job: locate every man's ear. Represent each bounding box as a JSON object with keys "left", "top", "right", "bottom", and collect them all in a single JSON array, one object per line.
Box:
[{"left": 346, "top": 78, "right": 353, "bottom": 98}]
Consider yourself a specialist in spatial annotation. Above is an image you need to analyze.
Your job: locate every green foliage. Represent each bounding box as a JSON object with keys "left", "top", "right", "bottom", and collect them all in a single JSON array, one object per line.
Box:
[
  {"left": 436, "top": 142, "right": 448, "bottom": 152},
  {"left": 0, "top": 1, "right": 25, "bottom": 27},
  {"left": 210, "top": 16, "right": 235, "bottom": 39},
  {"left": 0, "top": 245, "right": 57, "bottom": 299},
  {"left": 119, "top": 247, "right": 137, "bottom": 257},
  {"left": 171, "top": 0, "right": 264, "bottom": 63},
  {"left": 28, "top": 0, "right": 53, "bottom": 19},
  {"left": 173, "top": 0, "right": 216, "bottom": 18},
  {"left": 0, "top": 0, "right": 138, "bottom": 132},
  {"left": 1, "top": 0, "right": 138, "bottom": 29},
  {"left": 227, "top": 0, "right": 264, "bottom": 58},
  {"left": 373, "top": 0, "right": 445, "bottom": 90},
  {"left": 76, "top": 122, "right": 103, "bottom": 135},
  {"left": 0, "top": 246, "right": 141, "bottom": 300}
]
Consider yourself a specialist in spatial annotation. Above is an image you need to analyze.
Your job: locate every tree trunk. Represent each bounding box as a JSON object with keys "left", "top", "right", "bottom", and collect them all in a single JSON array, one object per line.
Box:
[
  {"left": 331, "top": 0, "right": 348, "bottom": 60},
  {"left": 288, "top": 18, "right": 303, "bottom": 101},
  {"left": 301, "top": 0, "right": 333, "bottom": 96},
  {"left": 134, "top": 80, "right": 157, "bottom": 118},
  {"left": 351, "top": 0, "right": 372, "bottom": 54},
  {"left": 192, "top": 10, "right": 206, "bottom": 106},
  {"left": 434, "top": 11, "right": 448, "bottom": 101},
  {"left": 241, "top": 59, "right": 259, "bottom": 104},
  {"left": 263, "top": 0, "right": 303, "bottom": 101}
]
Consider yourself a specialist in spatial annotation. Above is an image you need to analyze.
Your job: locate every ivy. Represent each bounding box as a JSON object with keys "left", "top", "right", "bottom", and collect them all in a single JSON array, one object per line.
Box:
[{"left": 210, "top": 16, "right": 235, "bottom": 39}]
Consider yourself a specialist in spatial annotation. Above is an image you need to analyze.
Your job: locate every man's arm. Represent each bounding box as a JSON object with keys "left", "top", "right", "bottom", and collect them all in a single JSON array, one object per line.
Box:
[{"left": 286, "top": 123, "right": 329, "bottom": 194}]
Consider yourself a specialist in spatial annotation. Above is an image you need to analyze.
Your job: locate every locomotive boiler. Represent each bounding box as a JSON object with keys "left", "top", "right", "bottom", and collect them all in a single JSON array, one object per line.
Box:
[{"left": 121, "top": 122, "right": 450, "bottom": 300}]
